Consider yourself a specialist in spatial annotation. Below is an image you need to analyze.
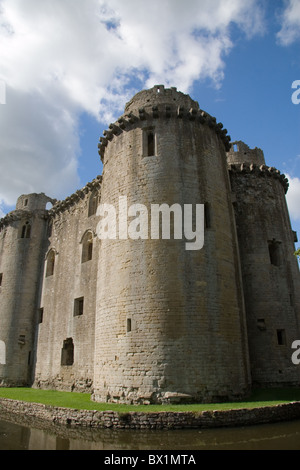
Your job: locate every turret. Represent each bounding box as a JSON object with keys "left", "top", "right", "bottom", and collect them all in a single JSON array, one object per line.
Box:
[
  {"left": 0, "top": 193, "right": 54, "bottom": 386},
  {"left": 227, "top": 142, "right": 300, "bottom": 386},
  {"left": 93, "top": 85, "right": 250, "bottom": 404}
]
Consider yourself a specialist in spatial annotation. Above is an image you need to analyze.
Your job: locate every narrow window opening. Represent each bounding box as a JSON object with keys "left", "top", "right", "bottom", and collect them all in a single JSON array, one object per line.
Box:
[
  {"left": 0, "top": 273, "right": 3, "bottom": 287},
  {"left": 127, "top": 318, "right": 132, "bottom": 333},
  {"left": 61, "top": 338, "right": 74, "bottom": 366},
  {"left": 74, "top": 297, "right": 84, "bottom": 317},
  {"left": 24, "top": 199, "right": 28, "bottom": 207},
  {"left": 268, "top": 240, "right": 281, "bottom": 266},
  {"left": 147, "top": 131, "right": 155, "bottom": 156},
  {"left": 38, "top": 308, "right": 44, "bottom": 324},
  {"left": 21, "top": 222, "right": 31, "bottom": 239},
  {"left": 88, "top": 192, "right": 98, "bottom": 217},
  {"left": 233, "top": 143, "right": 238, "bottom": 152},
  {"left": 204, "top": 203, "right": 211, "bottom": 229},
  {"left": 81, "top": 232, "right": 93, "bottom": 263},
  {"left": 277, "top": 329, "right": 286, "bottom": 345},
  {"left": 46, "top": 250, "right": 55, "bottom": 277},
  {"left": 28, "top": 351, "right": 31, "bottom": 365}
]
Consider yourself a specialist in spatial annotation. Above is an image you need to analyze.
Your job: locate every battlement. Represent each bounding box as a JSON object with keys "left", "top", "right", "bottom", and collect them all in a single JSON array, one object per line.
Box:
[
  {"left": 98, "top": 86, "right": 231, "bottom": 161},
  {"left": 48, "top": 175, "right": 102, "bottom": 216},
  {"left": 124, "top": 85, "right": 199, "bottom": 114},
  {"left": 229, "top": 162, "right": 289, "bottom": 193}
]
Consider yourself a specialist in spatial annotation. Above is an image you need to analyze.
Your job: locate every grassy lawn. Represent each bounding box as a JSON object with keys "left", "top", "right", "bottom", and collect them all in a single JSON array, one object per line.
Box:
[{"left": 0, "top": 387, "right": 300, "bottom": 413}]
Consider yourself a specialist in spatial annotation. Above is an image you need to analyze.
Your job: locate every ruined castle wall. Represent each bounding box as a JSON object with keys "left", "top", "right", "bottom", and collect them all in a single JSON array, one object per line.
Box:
[
  {"left": 229, "top": 160, "right": 300, "bottom": 386},
  {"left": 93, "top": 86, "right": 250, "bottom": 404},
  {"left": 33, "top": 180, "right": 101, "bottom": 392}
]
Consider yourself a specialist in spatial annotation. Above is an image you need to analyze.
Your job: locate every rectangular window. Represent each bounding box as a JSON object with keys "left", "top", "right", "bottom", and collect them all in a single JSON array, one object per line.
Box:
[
  {"left": 277, "top": 329, "right": 286, "bottom": 345},
  {"left": 0, "top": 273, "right": 2, "bottom": 287},
  {"left": 143, "top": 128, "right": 156, "bottom": 157},
  {"left": 61, "top": 338, "right": 74, "bottom": 366},
  {"left": 74, "top": 297, "right": 84, "bottom": 316},
  {"left": 204, "top": 203, "right": 211, "bottom": 229},
  {"left": 147, "top": 132, "right": 154, "bottom": 156},
  {"left": 268, "top": 240, "right": 281, "bottom": 266},
  {"left": 38, "top": 308, "right": 44, "bottom": 324},
  {"left": 127, "top": 318, "right": 132, "bottom": 333}
]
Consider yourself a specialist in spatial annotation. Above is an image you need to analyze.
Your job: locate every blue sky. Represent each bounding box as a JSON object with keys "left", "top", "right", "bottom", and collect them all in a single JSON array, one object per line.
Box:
[{"left": 0, "top": 0, "right": 299, "bottom": 249}]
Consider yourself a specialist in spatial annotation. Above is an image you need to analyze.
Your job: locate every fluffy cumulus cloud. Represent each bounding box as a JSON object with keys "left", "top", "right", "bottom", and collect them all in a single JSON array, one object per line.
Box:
[
  {"left": 0, "top": 0, "right": 269, "bottom": 212},
  {"left": 277, "top": 0, "right": 300, "bottom": 45}
]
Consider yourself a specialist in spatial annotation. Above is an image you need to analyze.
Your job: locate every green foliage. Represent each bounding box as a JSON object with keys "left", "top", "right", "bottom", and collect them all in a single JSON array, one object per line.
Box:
[
  {"left": 295, "top": 248, "right": 300, "bottom": 259},
  {"left": 0, "top": 388, "right": 300, "bottom": 413}
]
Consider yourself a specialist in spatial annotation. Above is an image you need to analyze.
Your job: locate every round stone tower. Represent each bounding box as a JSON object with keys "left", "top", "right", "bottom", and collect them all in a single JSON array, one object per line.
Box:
[
  {"left": 228, "top": 142, "right": 300, "bottom": 386},
  {"left": 93, "top": 85, "right": 251, "bottom": 404},
  {"left": 0, "top": 193, "right": 54, "bottom": 386}
]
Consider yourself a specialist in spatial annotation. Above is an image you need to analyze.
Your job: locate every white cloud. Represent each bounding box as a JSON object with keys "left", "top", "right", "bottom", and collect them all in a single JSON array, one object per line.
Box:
[
  {"left": 0, "top": 0, "right": 265, "bottom": 213},
  {"left": 277, "top": 0, "right": 300, "bottom": 45},
  {"left": 286, "top": 174, "right": 300, "bottom": 221}
]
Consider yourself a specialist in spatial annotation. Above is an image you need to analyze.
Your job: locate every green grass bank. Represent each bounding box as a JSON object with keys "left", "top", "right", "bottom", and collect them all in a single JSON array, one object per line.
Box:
[{"left": 1, "top": 387, "right": 300, "bottom": 413}]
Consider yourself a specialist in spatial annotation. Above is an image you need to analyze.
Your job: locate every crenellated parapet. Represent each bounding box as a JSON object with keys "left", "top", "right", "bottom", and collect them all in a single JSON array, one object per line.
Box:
[
  {"left": 98, "top": 86, "right": 231, "bottom": 160},
  {"left": 228, "top": 163, "right": 289, "bottom": 193},
  {"left": 48, "top": 175, "right": 102, "bottom": 216}
]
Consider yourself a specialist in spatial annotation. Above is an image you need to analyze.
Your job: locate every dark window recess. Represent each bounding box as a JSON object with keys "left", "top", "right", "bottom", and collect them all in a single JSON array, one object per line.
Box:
[
  {"left": 21, "top": 222, "right": 31, "bottom": 239},
  {"left": 61, "top": 338, "right": 74, "bottom": 366},
  {"left": 74, "top": 297, "right": 84, "bottom": 316},
  {"left": 127, "top": 318, "right": 132, "bottom": 333},
  {"left": 24, "top": 199, "right": 28, "bottom": 207},
  {"left": 147, "top": 132, "right": 155, "bottom": 156},
  {"left": 277, "top": 329, "right": 286, "bottom": 345},
  {"left": 204, "top": 203, "right": 211, "bottom": 229},
  {"left": 82, "top": 233, "right": 93, "bottom": 263},
  {"left": 268, "top": 240, "right": 281, "bottom": 266},
  {"left": 88, "top": 192, "right": 98, "bottom": 217},
  {"left": 46, "top": 250, "right": 55, "bottom": 277},
  {"left": 0, "top": 273, "right": 2, "bottom": 287},
  {"left": 38, "top": 308, "right": 44, "bottom": 324}
]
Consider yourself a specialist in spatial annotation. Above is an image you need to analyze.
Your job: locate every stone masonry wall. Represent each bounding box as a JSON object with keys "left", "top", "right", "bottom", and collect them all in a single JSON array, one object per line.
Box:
[
  {"left": 33, "top": 178, "right": 101, "bottom": 392},
  {"left": 229, "top": 163, "right": 300, "bottom": 386},
  {"left": 93, "top": 86, "right": 250, "bottom": 404},
  {"left": 1, "top": 397, "right": 300, "bottom": 430}
]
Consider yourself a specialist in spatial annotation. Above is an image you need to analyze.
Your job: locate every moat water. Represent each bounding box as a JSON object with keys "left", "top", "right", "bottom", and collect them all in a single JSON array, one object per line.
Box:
[{"left": 1, "top": 416, "right": 300, "bottom": 450}]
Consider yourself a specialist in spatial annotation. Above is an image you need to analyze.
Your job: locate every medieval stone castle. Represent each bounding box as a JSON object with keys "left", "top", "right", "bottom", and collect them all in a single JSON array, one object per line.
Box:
[{"left": 0, "top": 85, "right": 300, "bottom": 404}]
